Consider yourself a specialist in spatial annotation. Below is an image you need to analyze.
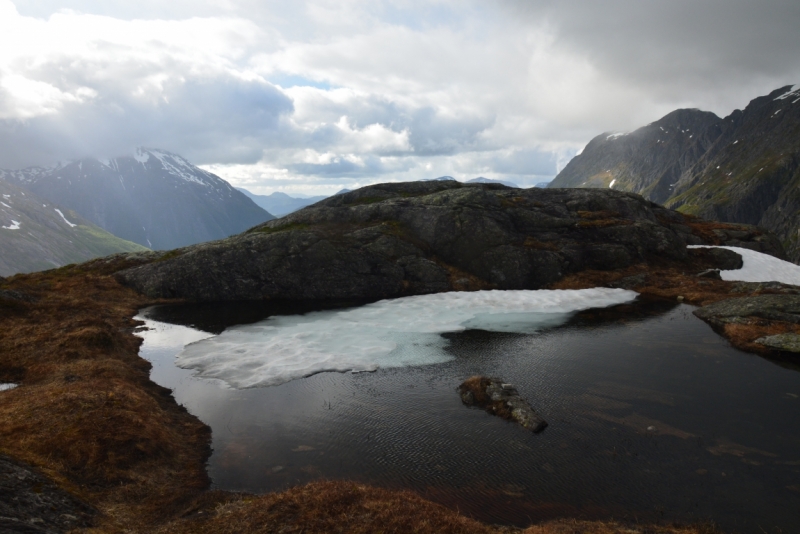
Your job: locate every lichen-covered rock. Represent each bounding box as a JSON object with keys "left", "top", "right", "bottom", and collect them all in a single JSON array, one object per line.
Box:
[
  {"left": 115, "top": 182, "right": 785, "bottom": 302},
  {"left": 693, "top": 295, "right": 800, "bottom": 326},
  {"left": 755, "top": 333, "right": 800, "bottom": 353},
  {"left": 458, "top": 376, "right": 548, "bottom": 433}
]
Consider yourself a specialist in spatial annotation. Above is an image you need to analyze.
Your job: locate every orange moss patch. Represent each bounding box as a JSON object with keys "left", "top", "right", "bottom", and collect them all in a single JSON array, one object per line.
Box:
[
  {"left": 575, "top": 211, "right": 632, "bottom": 228},
  {"left": 162, "top": 481, "right": 715, "bottom": 534},
  {"left": 523, "top": 518, "right": 720, "bottom": 534},
  {"left": 720, "top": 319, "right": 799, "bottom": 355},
  {"left": 161, "top": 481, "right": 503, "bottom": 534},
  {"left": 523, "top": 237, "right": 560, "bottom": 251},
  {"left": 679, "top": 214, "right": 762, "bottom": 245}
]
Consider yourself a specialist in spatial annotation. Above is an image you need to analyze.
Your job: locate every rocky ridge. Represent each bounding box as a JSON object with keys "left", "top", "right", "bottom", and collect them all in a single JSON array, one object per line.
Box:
[
  {"left": 550, "top": 85, "right": 800, "bottom": 262},
  {"left": 115, "top": 181, "right": 784, "bottom": 302}
]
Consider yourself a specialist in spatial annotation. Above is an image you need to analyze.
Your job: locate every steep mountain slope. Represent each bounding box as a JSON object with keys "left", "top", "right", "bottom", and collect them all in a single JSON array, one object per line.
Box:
[
  {"left": 0, "top": 180, "right": 147, "bottom": 276},
  {"left": 1, "top": 148, "right": 274, "bottom": 250},
  {"left": 550, "top": 85, "right": 800, "bottom": 262},
  {"left": 237, "top": 189, "right": 324, "bottom": 218}
]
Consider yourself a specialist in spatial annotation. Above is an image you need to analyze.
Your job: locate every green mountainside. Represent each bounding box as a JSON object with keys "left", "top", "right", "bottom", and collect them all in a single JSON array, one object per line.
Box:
[
  {"left": 550, "top": 85, "right": 800, "bottom": 262},
  {"left": 0, "top": 179, "right": 148, "bottom": 276}
]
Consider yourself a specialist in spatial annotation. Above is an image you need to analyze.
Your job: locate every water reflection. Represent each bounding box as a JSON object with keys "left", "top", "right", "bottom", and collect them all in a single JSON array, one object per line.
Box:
[{"left": 137, "top": 298, "right": 800, "bottom": 533}]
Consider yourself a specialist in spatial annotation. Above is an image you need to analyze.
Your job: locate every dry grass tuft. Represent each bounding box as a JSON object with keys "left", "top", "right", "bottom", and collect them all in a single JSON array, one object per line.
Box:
[{"left": 161, "top": 481, "right": 501, "bottom": 534}]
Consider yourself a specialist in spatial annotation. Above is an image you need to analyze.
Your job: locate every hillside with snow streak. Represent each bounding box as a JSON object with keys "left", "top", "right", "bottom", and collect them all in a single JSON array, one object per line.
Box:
[
  {"left": 551, "top": 85, "right": 800, "bottom": 263},
  {"left": 0, "top": 148, "right": 274, "bottom": 250},
  {"left": 0, "top": 179, "right": 147, "bottom": 276}
]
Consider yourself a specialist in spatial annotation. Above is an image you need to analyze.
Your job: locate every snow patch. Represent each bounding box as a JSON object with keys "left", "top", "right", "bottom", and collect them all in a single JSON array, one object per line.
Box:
[
  {"left": 0, "top": 383, "right": 17, "bottom": 392},
  {"left": 688, "top": 246, "right": 800, "bottom": 285},
  {"left": 606, "top": 132, "right": 627, "bottom": 140},
  {"left": 1, "top": 202, "right": 10, "bottom": 208},
  {"left": 2, "top": 220, "right": 21, "bottom": 230},
  {"left": 774, "top": 84, "right": 800, "bottom": 101},
  {"left": 133, "top": 148, "right": 151, "bottom": 164},
  {"left": 146, "top": 148, "right": 212, "bottom": 187},
  {"left": 54, "top": 208, "right": 77, "bottom": 227},
  {"left": 173, "top": 288, "right": 638, "bottom": 389},
  {"left": 609, "top": 179, "right": 616, "bottom": 188}
]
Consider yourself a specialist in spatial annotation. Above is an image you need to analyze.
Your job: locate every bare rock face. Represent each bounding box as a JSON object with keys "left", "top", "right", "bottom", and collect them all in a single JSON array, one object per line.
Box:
[
  {"left": 0, "top": 454, "right": 95, "bottom": 533},
  {"left": 458, "top": 376, "right": 548, "bottom": 433},
  {"left": 115, "top": 181, "right": 785, "bottom": 302}
]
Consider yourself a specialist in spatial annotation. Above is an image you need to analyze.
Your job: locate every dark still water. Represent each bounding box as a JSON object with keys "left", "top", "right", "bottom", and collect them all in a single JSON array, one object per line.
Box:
[{"left": 137, "top": 298, "right": 800, "bottom": 533}]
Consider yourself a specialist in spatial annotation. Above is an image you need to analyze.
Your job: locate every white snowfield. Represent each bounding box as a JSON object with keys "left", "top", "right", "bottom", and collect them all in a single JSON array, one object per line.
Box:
[
  {"left": 175, "top": 288, "right": 638, "bottom": 389},
  {"left": 689, "top": 246, "right": 800, "bottom": 285}
]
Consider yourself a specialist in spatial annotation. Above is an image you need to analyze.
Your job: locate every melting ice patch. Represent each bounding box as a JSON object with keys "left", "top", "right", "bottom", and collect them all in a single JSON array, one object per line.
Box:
[
  {"left": 177, "top": 288, "right": 638, "bottom": 389},
  {"left": 689, "top": 246, "right": 800, "bottom": 285}
]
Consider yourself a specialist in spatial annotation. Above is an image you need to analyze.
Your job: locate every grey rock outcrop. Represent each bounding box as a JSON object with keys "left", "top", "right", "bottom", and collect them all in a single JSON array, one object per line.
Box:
[
  {"left": 115, "top": 181, "right": 784, "bottom": 302},
  {"left": 693, "top": 295, "right": 800, "bottom": 327},
  {"left": 755, "top": 333, "right": 800, "bottom": 353},
  {"left": 0, "top": 454, "right": 95, "bottom": 533}
]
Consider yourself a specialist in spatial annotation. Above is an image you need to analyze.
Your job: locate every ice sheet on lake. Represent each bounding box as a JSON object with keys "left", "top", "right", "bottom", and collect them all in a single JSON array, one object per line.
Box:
[
  {"left": 177, "top": 288, "right": 638, "bottom": 389},
  {"left": 689, "top": 246, "right": 800, "bottom": 285}
]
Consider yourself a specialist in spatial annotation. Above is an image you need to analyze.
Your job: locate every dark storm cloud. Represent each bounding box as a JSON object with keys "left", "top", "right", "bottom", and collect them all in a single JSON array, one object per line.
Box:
[
  {"left": 0, "top": 75, "right": 293, "bottom": 168},
  {"left": 502, "top": 0, "right": 800, "bottom": 105}
]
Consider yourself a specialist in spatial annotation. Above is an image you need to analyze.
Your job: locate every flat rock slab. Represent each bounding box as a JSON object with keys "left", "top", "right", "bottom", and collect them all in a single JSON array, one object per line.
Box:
[
  {"left": 458, "top": 376, "right": 548, "bottom": 433},
  {"left": 755, "top": 333, "right": 800, "bottom": 353},
  {"left": 693, "top": 295, "right": 800, "bottom": 326}
]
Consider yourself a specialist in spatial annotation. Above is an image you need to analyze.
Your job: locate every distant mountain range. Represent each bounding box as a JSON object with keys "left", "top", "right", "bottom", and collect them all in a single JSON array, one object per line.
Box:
[
  {"left": 550, "top": 84, "right": 800, "bottom": 262},
  {"left": 0, "top": 148, "right": 274, "bottom": 251},
  {"left": 237, "top": 189, "right": 327, "bottom": 218},
  {"left": 0, "top": 179, "right": 147, "bottom": 276}
]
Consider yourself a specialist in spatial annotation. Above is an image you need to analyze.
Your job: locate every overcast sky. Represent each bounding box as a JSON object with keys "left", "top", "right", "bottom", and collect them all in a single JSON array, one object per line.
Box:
[{"left": 1, "top": 0, "right": 798, "bottom": 195}]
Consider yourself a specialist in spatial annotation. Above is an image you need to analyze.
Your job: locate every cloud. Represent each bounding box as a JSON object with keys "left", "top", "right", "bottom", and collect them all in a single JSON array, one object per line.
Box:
[{"left": 2, "top": 0, "right": 799, "bottom": 195}]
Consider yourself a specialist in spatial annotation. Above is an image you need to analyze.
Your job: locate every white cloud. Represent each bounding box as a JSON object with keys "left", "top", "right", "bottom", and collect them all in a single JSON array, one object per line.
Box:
[{"left": 2, "top": 0, "right": 799, "bottom": 195}]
